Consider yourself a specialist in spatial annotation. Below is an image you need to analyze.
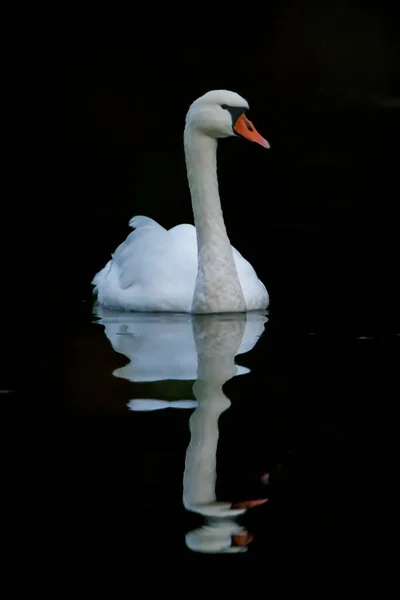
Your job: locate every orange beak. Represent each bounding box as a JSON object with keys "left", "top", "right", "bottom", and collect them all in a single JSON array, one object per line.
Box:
[
  {"left": 232, "top": 498, "right": 268, "bottom": 509},
  {"left": 234, "top": 113, "right": 270, "bottom": 149}
]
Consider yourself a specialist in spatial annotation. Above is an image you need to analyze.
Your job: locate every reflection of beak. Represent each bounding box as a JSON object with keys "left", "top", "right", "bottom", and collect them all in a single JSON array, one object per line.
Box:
[
  {"left": 234, "top": 113, "right": 270, "bottom": 149},
  {"left": 232, "top": 531, "right": 254, "bottom": 547},
  {"left": 231, "top": 498, "right": 268, "bottom": 509}
]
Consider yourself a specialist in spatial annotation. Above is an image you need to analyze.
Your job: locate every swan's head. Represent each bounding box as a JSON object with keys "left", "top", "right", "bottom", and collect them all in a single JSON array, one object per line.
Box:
[{"left": 185, "top": 89, "right": 270, "bottom": 149}]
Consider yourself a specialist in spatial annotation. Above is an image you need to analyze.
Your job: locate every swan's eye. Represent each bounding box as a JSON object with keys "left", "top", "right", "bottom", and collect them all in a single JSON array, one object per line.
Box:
[{"left": 221, "top": 104, "right": 229, "bottom": 110}]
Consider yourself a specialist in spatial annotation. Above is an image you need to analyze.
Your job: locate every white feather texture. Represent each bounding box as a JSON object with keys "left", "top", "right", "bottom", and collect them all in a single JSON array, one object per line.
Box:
[{"left": 92, "top": 90, "right": 269, "bottom": 314}]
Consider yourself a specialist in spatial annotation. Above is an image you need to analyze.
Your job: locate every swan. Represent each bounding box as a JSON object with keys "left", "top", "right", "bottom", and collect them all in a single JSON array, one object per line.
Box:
[{"left": 92, "top": 89, "right": 270, "bottom": 314}]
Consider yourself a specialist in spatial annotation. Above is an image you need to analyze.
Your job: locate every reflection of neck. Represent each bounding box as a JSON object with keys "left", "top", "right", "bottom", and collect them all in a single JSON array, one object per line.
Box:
[
  {"left": 184, "top": 128, "right": 246, "bottom": 314},
  {"left": 183, "top": 315, "right": 245, "bottom": 511}
]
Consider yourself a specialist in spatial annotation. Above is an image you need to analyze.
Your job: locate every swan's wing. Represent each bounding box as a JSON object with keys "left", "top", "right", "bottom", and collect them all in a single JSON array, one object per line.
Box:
[
  {"left": 232, "top": 247, "right": 269, "bottom": 311},
  {"left": 113, "top": 217, "right": 198, "bottom": 294},
  {"left": 94, "top": 218, "right": 198, "bottom": 312},
  {"left": 112, "top": 216, "right": 168, "bottom": 290}
]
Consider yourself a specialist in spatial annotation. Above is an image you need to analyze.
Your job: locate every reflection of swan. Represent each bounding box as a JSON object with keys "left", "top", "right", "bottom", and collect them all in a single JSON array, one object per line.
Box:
[
  {"left": 94, "top": 305, "right": 267, "bottom": 384},
  {"left": 94, "top": 308, "right": 268, "bottom": 553},
  {"left": 92, "top": 89, "right": 270, "bottom": 314},
  {"left": 183, "top": 314, "right": 267, "bottom": 553}
]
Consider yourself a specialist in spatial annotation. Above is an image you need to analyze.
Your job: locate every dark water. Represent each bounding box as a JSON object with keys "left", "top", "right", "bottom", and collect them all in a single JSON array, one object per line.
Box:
[{"left": 35, "top": 298, "right": 392, "bottom": 586}]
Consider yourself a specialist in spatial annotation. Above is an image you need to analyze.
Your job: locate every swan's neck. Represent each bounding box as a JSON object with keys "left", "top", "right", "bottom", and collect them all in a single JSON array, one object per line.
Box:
[{"left": 184, "top": 128, "right": 246, "bottom": 314}]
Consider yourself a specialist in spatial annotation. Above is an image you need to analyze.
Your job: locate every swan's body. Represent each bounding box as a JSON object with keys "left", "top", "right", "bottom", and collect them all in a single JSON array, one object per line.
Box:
[
  {"left": 93, "top": 216, "right": 268, "bottom": 313},
  {"left": 92, "top": 90, "right": 270, "bottom": 314}
]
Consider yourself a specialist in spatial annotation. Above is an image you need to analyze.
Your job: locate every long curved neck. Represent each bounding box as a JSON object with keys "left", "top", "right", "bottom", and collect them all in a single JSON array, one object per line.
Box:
[{"left": 184, "top": 127, "right": 246, "bottom": 314}]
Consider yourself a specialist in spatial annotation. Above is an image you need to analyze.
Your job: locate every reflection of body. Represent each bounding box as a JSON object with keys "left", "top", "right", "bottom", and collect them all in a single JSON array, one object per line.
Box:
[
  {"left": 95, "top": 306, "right": 266, "bottom": 384},
  {"left": 94, "top": 308, "right": 268, "bottom": 553}
]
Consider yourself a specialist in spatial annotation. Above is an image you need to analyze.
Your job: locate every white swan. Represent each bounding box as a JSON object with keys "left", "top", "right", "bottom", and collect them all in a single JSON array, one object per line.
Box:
[{"left": 92, "top": 89, "right": 270, "bottom": 314}]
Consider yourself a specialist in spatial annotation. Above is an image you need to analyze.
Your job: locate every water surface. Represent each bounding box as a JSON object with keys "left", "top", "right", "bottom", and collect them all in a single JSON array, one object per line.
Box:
[{"left": 56, "top": 302, "right": 389, "bottom": 573}]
